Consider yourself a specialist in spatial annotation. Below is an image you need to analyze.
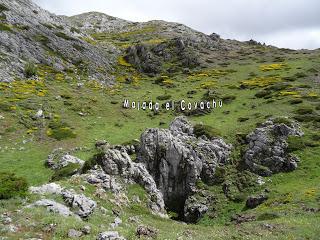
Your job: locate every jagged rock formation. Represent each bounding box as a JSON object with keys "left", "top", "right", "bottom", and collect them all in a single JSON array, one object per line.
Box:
[
  {"left": 0, "top": 0, "right": 114, "bottom": 82},
  {"left": 62, "top": 189, "right": 97, "bottom": 219},
  {"left": 244, "top": 118, "right": 303, "bottom": 176},
  {"left": 137, "top": 116, "right": 232, "bottom": 220},
  {"left": 97, "top": 147, "right": 167, "bottom": 217}
]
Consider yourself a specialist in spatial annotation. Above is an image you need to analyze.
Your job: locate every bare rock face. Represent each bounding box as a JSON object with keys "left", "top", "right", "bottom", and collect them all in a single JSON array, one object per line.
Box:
[
  {"left": 137, "top": 116, "right": 231, "bottom": 220},
  {"left": 98, "top": 147, "right": 167, "bottom": 217},
  {"left": 244, "top": 118, "right": 303, "bottom": 176},
  {"left": 0, "top": 0, "right": 114, "bottom": 83}
]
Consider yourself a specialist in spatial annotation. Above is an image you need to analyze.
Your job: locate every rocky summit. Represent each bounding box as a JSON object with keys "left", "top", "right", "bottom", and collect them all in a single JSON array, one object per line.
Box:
[{"left": 1, "top": 0, "right": 320, "bottom": 239}]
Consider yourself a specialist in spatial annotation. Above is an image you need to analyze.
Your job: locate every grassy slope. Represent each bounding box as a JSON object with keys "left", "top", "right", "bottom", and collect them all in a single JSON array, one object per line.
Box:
[{"left": 0, "top": 28, "right": 320, "bottom": 239}]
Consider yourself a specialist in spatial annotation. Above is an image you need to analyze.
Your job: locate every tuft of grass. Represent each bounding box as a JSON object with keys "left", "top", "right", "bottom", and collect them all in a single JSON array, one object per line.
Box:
[{"left": 24, "top": 61, "right": 37, "bottom": 78}]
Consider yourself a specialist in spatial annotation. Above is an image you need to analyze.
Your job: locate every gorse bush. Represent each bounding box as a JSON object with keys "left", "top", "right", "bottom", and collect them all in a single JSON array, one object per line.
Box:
[
  {"left": 24, "top": 62, "right": 37, "bottom": 78},
  {"left": 193, "top": 124, "right": 221, "bottom": 139},
  {"left": 0, "top": 172, "right": 28, "bottom": 199},
  {"left": 51, "top": 163, "right": 81, "bottom": 181}
]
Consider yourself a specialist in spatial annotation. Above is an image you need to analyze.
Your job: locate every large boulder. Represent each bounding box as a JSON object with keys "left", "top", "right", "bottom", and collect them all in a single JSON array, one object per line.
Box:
[
  {"left": 244, "top": 118, "right": 303, "bottom": 176},
  {"left": 137, "top": 116, "right": 231, "bottom": 219}
]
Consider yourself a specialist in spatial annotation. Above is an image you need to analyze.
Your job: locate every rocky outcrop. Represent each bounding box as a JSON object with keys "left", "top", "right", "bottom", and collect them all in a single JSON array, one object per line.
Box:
[
  {"left": 124, "top": 37, "right": 201, "bottom": 75},
  {"left": 46, "top": 149, "right": 84, "bottom": 170},
  {"left": 137, "top": 116, "right": 231, "bottom": 220},
  {"left": 97, "top": 147, "right": 167, "bottom": 217},
  {"left": 62, "top": 189, "right": 97, "bottom": 219},
  {"left": 244, "top": 118, "right": 303, "bottom": 176},
  {"left": 84, "top": 166, "right": 122, "bottom": 193}
]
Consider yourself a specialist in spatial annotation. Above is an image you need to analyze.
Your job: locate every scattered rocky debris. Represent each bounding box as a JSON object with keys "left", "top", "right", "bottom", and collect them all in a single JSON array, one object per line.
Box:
[
  {"left": 97, "top": 231, "right": 126, "bottom": 240},
  {"left": 246, "top": 193, "right": 269, "bottom": 209},
  {"left": 244, "top": 118, "right": 303, "bottom": 176},
  {"left": 110, "top": 217, "right": 122, "bottom": 229},
  {"left": 136, "top": 225, "right": 158, "bottom": 239},
  {"left": 61, "top": 189, "right": 97, "bottom": 219},
  {"left": 82, "top": 225, "right": 91, "bottom": 235},
  {"left": 68, "top": 229, "right": 83, "bottom": 238},
  {"left": 231, "top": 214, "right": 256, "bottom": 224}
]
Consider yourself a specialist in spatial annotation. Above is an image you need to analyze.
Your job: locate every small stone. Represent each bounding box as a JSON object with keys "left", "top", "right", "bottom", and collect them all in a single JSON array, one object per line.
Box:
[
  {"left": 68, "top": 229, "right": 82, "bottom": 238},
  {"left": 136, "top": 225, "right": 158, "bottom": 239},
  {"left": 82, "top": 225, "right": 91, "bottom": 235},
  {"left": 246, "top": 194, "right": 268, "bottom": 209}
]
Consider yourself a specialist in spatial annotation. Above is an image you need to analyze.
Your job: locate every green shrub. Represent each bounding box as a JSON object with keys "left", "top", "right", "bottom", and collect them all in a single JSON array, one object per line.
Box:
[
  {"left": 257, "top": 212, "right": 279, "bottom": 221},
  {"left": 287, "top": 136, "right": 306, "bottom": 152},
  {"left": 255, "top": 90, "right": 272, "bottom": 98},
  {"left": 295, "top": 72, "right": 307, "bottom": 78},
  {"left": 156, "top": 94, "right": 172, "bottom": 101},
  {"left": 34, "top": 34, "right": 50, "bottom": 45},
  {"left": 193, "top": 124, "right": 221, "bottom": 139},
  {"left": 0, "top": 4, "right": 9, "bottom": 12},
  {"left": 41, "top": 23, "right": 54, "bottom": 29},
  {"left": 294, "top": 114, "right": 320, "bottom": 123},
  {"left": 0, "top": 102, "right": 12, "bottom": 112},
  {"left": 24, "top": 62, "right": 37, "bottom": 78},
  {"left": 70, "top": 27, "right": 80, "bottom": 34},
  {"left": 295, "top": 107, "right": 314, "bottom": 115},
  {"left": 272, "top": 117, "right": 292, "bottom": 126},
  {"left": 47, "top": 121, "right": 77, "bottom": 140},
  {"left": 0, "top": 23, "right": 12, "bottom": 32},
  {"left": 55, "top": 32, "right": 75, "bottom": 41},
  {"left": 222, "top": 95, "right": 236, "bottom": 104},
  {"left": 289, "top": 99, "right": 303, "bottom": 105},
  {"left": 51, "top": 163, "right": 81, "bottom": 181},
  {"left": 82, "top": 152, "right": 104, "bottom": 174},
  {"left": 266, "top": 82, "right": 291, "bottom": 91},
  {"left": 0, "top": 172, "right": 28, "bottom": 199}
]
